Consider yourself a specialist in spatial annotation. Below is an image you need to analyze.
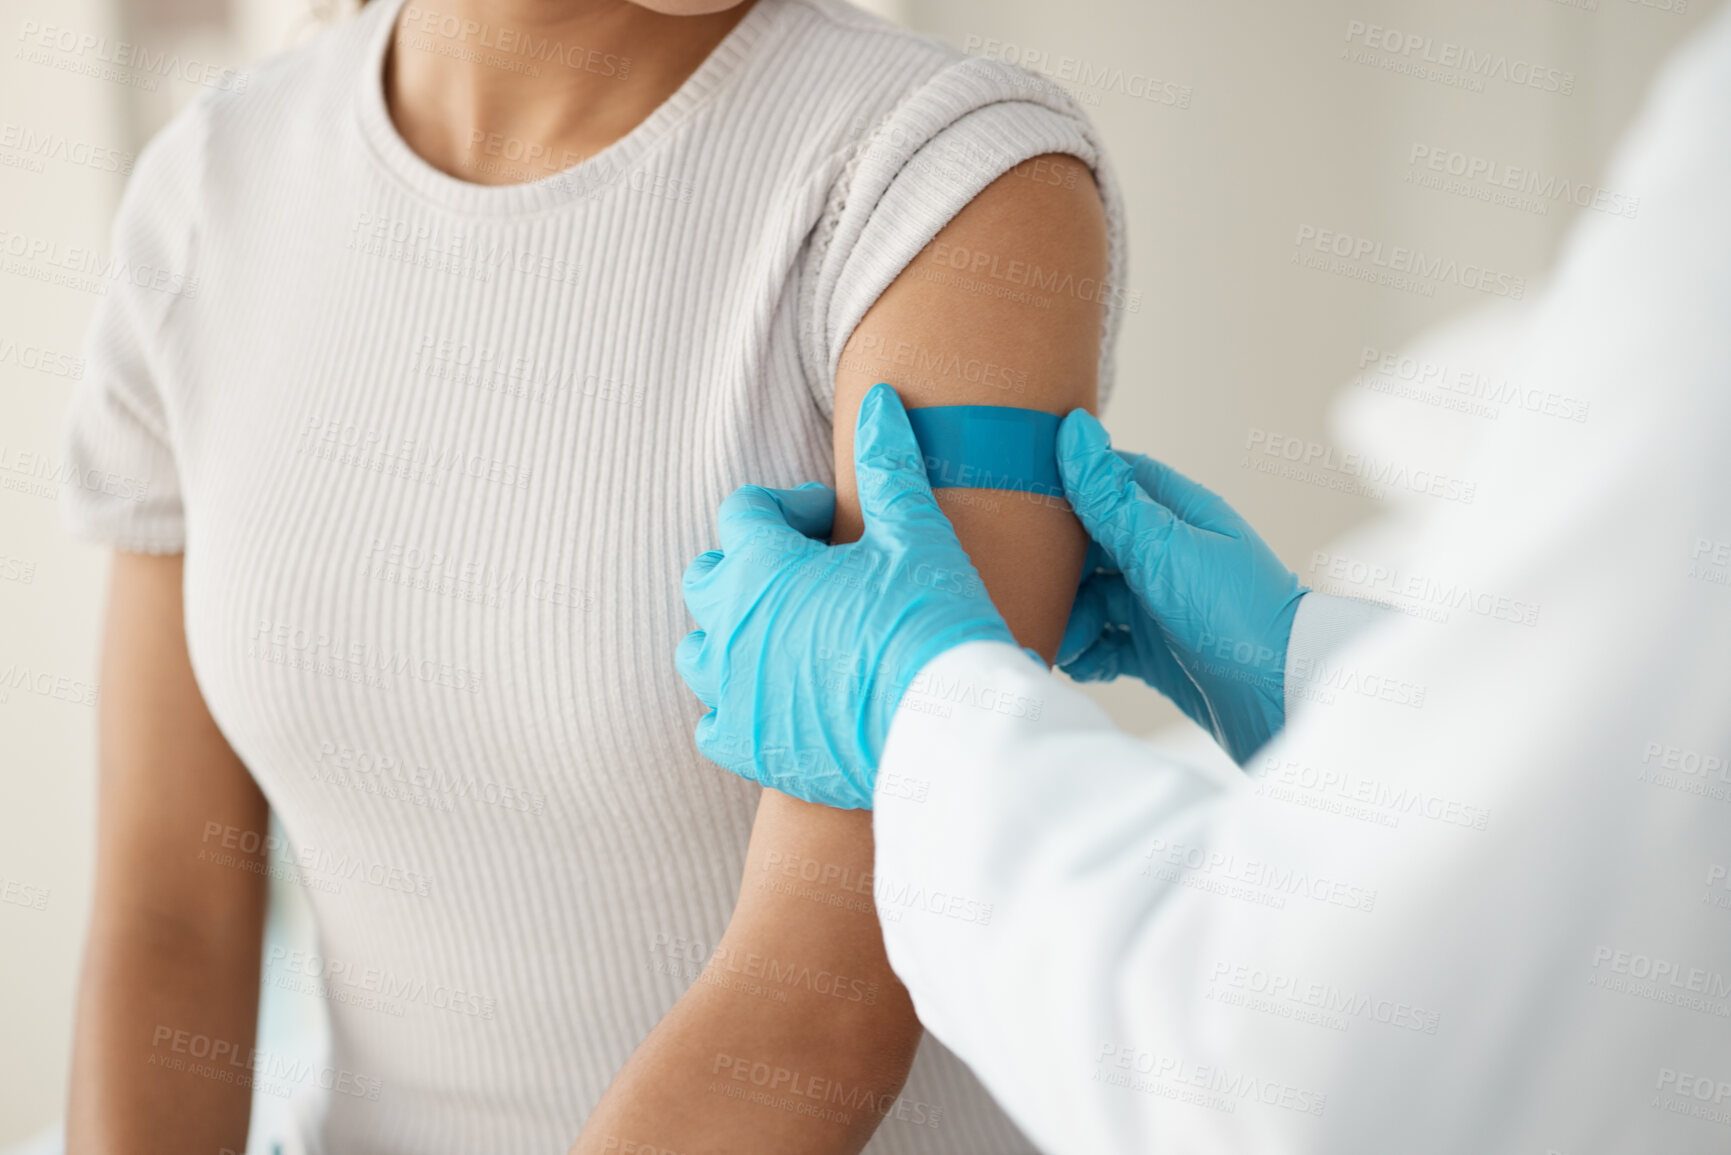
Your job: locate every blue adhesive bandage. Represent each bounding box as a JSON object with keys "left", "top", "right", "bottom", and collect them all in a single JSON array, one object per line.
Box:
[{"left": 903, "top": 404, "right": 1065, "bottom": 498}]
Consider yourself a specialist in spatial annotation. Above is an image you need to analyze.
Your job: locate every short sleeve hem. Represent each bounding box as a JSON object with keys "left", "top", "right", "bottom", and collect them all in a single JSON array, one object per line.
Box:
[
  {"left": 798, "top": 56, "right": 1128, "bottom": 422},
  {"left": 57, "top": 97, "right": 205, "bottom": 553}
]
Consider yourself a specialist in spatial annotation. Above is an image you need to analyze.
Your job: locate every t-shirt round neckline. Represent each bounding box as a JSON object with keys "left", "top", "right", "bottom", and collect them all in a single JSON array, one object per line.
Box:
[{"left": 353, "top": 0, "right": 782, "bottom": 218}]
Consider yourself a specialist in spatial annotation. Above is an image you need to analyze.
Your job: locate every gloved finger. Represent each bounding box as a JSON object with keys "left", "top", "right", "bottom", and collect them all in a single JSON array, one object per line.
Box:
[
  {"left": 674, "top": 629, "right": 718, "bottom": 708},
  {"left": 694, "top": 711, "right": 751, "bottom": 779},
  {"left": 1061, "top": 611, "right": 1217, "bottom": 730},
  {"left": 1120, "top": 452, "right": 1247, "bottom": 539},
  {"left": 1119, "top": 617, "right": 1215, "bottom": 727},
  {"left": 1059, "top": 631, "right": 1132, "bottom": 683},
  {"left": 681, "top": 549, "right": 733, "bottom": 621},
  {"left": 853, "top": 383, "right": 952, "bottom": 543},
  {"left": 682, "top": 548, "right": 724, "bottom": 599},
  {"left": 716, "top": 485, "right": 825, "bottom": 556},
  {"left": 1080, "top": 537, "right": 1116, "bottom": 580},
  {"left": 1057, "top": 573, "right": 1113, "bottom": 667},
  {"left": 1085, "top": 572, "right": 1206, "bottom": 683},
  {"left": 1097, "top": 543, "right": 1211, "bottom": 649},
  {"left": 1057, "top": 410, "right": 1178, "bottom": 596},
  {"left": 771, "top": 482, "right": 839, "bottom": 540}
]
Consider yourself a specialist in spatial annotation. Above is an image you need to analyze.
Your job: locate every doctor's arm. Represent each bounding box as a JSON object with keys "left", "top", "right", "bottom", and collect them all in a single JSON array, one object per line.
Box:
[
  {"left": 864, "top": 427, "right": 1400, "bottom": 1153},
  {"left": 871, "top": 638, "right": 1234, "bottom": 1154},
  {"left": 571, "top": 153, "right": 1106, "bottom": 1152}
]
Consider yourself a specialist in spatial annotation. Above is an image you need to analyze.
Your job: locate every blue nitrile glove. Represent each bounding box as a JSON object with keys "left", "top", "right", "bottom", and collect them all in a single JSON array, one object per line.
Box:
[
  {"left": 675, "top": 384, "right": 1021, "bottom": 809},
  {"left": 1055, "top": 410, "right": 1308, "bottom": 765}
]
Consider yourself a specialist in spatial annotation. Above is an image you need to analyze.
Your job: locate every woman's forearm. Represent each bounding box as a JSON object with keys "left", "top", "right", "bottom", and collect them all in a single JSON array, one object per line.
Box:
[
  {"left": 67, "top": 552, "right": 270, "bottom": 1155},
  {"left": 572, "top": 795, "right": 921, "bottom": 1155},
  {"left": 70, "top": 908, "right": 267, "bottom": 1153}
]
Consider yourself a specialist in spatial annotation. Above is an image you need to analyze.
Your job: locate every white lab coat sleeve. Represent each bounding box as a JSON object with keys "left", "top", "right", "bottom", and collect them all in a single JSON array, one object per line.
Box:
[
  {"left": 1283, "top": 593, "right": 1397, "bottom": 720},
  {"left": 875, "top": 640, "right": 1262, "bottom": 1154}
]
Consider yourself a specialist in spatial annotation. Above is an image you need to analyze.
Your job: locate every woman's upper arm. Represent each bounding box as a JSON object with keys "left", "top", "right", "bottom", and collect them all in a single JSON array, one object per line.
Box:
[
  {"left": 92, "top": 551, "right": 268, "bottom": 942},
  {"left": 830, "top": 152, "right": 1107, "bottom": 657},
  {"left": 747, "top": 145, "right": 1108, "bottom": 1050}
]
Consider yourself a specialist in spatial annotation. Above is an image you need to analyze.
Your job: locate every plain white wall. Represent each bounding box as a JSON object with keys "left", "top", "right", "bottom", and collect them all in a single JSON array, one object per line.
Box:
[
  {"left": 0, "top": 0, "right": 1720, "bottom": 1141},
  {"left": 1, "top": 0, "right": 132, "bottom": 1140}
]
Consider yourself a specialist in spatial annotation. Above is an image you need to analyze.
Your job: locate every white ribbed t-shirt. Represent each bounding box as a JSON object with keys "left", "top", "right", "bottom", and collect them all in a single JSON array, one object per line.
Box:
[{"left": 61, "top": 0, "right": 1125, "bottom": 1150}]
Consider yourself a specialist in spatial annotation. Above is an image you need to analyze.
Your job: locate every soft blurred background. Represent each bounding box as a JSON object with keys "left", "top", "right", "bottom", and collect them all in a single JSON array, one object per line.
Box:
[{"left": 1, "top": 0, "right": 1721, "bottom": 1147}]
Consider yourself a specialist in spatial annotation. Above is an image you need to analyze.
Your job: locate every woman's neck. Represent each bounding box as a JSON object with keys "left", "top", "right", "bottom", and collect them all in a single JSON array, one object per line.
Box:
[{"left": 385, "top": 0, "right": 756, "bottom": 186}]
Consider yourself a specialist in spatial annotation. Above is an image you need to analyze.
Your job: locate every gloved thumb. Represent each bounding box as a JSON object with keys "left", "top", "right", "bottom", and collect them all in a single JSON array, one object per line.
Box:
[
  {"left": 1057, "top": 410, "right": 1177, "bottom": 593},
  {"left": 854, "top": 383, "right": 951, "bottom": 543}
]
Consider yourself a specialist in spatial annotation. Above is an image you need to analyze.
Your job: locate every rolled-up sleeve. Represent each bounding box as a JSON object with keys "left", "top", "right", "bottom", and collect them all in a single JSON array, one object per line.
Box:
[{"left": 798, "top": 56, "right": 1130, "bottom": 420}]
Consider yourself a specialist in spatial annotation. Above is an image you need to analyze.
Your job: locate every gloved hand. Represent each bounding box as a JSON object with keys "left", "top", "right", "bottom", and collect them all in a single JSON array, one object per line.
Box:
[
  {"left": 676, "top": 384, "right": 1020, "bottom": 809},
  {"left": 1055, "top": 410, "right": 1307, "bottom": 764}
]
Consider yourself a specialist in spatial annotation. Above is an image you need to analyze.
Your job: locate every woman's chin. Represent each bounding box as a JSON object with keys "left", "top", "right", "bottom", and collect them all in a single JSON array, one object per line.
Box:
[{"left": 629, "top": 0, "right": 754, "bottom": 15}]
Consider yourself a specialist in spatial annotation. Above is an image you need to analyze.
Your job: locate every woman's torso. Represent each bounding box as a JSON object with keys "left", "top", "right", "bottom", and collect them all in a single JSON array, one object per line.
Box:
[{"left": 159, "top": 0, "right": 1046, "bottom": 1150}]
